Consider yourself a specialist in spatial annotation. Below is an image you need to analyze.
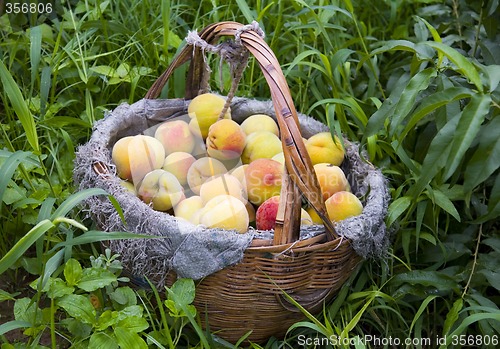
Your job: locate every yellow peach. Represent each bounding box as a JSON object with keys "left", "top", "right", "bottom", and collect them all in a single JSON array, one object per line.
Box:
[
  {"left": 112, "top": 135, "right": 165, "bottom": 184},
  {"left": 305, "top": 132, "right": 345, "bottom": 166},
  {"left": 162, "top": 152, "right": 196, "bottom": 186},
  {"left": 154, "top": 120, "right": 195, "bottom": 155},
  {"left": 325, "top": 191, "right": 363, "bottom": 222},
  {"left": 271, "top": 152, "right": 285, "bottom": 165},
  {"left": 188, "top": 93, "right": 231, "bottom": 139},
  {"left": 300, "top": 208, "right": 314, "bottom": 226},
  {"left": 314, "top": 163, "right": 349, "bottom": 200},
  {"left": 245, "top": 158, "right": 283, "bottom": 205},
  {"left": 229, "top": 164, "right": 248, "bottom": 187},
  {"left": 198, "top": 195, "right": 249, "bottom": 233},
  {"left": 186, "top": 157, "right": 227, "bottom": 194},
  {"left": 120, "top": 180, "right": 136, "bottom": 196},
  {"left": 306, "top": 206, "right": 324, "bottom": 225},
  {"left": 199, "top": 174, "right": 247, "bottom": 204},
  {"left": 241, "top": 131, "right": 282, "bottom": 164},
  {"left": 174, "top": 195, "right": 203, "bottom": 223},
  {"left": 240, "top": 114, "right": 279, "bottom": 136},
  {"left": 206, "top": 119, "right": 246, "bottom": 161},
  {"left": 137, "top": 169, "right": 185, "bottom": 211}
]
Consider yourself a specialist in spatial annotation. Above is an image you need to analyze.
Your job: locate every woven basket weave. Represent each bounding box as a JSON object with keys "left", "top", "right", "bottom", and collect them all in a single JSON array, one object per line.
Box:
[{"left": 76, "top": 21, "right": 380, "bottom": 343}]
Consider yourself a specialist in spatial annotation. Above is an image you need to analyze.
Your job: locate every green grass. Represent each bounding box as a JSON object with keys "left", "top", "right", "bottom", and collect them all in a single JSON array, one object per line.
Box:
[{"left": 1, "top": 0, "right": 499, "bottom": 348}]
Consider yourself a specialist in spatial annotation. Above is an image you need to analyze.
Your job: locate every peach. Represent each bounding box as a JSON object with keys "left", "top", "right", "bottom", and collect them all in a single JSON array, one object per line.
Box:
[
  {"left": 186, "top": 157, "right": 227, "bottom": 194},
  {"left": 154, "top": 120, "right": 195, "bottom": 155},
  {"left": 314, "top": 163, "right": 349, "bottom": 200},
  {"left": 174, "top": 195, "right": 203, "bottom": 223},
  {"left": 255, "top": 195, "right": 280, "bottom": 230},
  {"left": 229, "top": 164, "right": 248, "bottom": 188},
  {"left": 300, "top": 208, "right": 313, "bottom": 225},
  {"left": 240, "top": 114, "right": 279, "bottom": 136},
  {"left": 162, "top": 152, "right": 196, "bottom": 186},
  {"left": 305, "top": 132, "right": 345, "bottom": 166},
  {"left": 137, "top": 169, "right": 185, "bottom": 211},
  {"left": 246, "top": 201, "right": 256, "bottom": 223},
  {"left": 241, "top": 131, "right": 282, "bottom": 164},
  {"left": 206, "top": 119, "right": 246, "bottom": 161},
  {"left": 112, "top": 135, "right": 165, "bottom": 184},
  {"left": 305, "top": 206, "right": 323, "bottom": 225},
  {"left": 325, "top": 191, "right": 363, "bottom": 222},
  {"left": 271, "top": 152, "right": 285, "bottom": 165},
  {"left": 188, "top": 93, "right": 231, "bottom": 139},
  {"left": 199, "top": 174, "right": 247, "bottom": 204},
  {"left": 256, "top": 196, "right": 315, "bottom": 230},
  {"left": 198, "top": 195, "right": 249, "bottom": 233},
  {"left": 245, "top": 158, "right": 283, "bottom": 206},
  {"left": 120, "top": 180, "right": 136, "bottom": 195}
]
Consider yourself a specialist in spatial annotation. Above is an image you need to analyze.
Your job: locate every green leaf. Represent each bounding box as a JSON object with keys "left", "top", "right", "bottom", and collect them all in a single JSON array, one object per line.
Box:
[
  {"left": 442, "top": 312, "right": 500, "bottom": 348},
  {"left": 443, "top": 298, "right": 463, "bottom": 335},
  {"left": 77, "top": 268, "right": 117, "bottom": 292},
  {"left": 428, "top": 189, "right": 461, "bottom": 222},
  {"left": 0, "top": 321, "right": 32, "bottom": 336},
  {"left": 464, "top": 115, "right": 500, "bottom": 191},
  {"left": 169, "top": 278, "right": 195, "bottom": 306},
  {"left": 0, "top": 289, "right": 19, "bottom": 301},
  {"left": 389, "top": 68, "right": 437, "bottom": 138},
  {"left": 0, "top": 219, "right": 55, "bottom": 274},
  {"left": 387, "top": 196, "right": 412, "bottom": 227},
  {"left": 96, "top": 310, "right": 119, "bottom": 331},
  {"left": 371, "top": 39, "right": 434, "bottom": 60},
  {"left": 14, "top": 298, "right": 43, "bottom": 324},
  {"left": 391, "top": 270, "right": 460, "bottom": 293},
  {"left": 0, "top": 150, "right": 32, "bottom": 213},
  {"left": 51, "top": 188, "right": 110, "bottom": 220},
  {"left": 47, "top": 278, "right": 74, "bottom": 299},
  {"left": 64, "top": 258, "right": 83, "bottom": 286},
  {"left": 400, "top": 87, "right": 472, "bottom": 141},
  {"left": 89, "top": 332, "right": 119, "bottom": 349},
  {"left": 90, "top": 65, "right": 118, "bottom": 78},
  {"left": 410, "top": 111, "right": 459, "bottom": 197},
  {"left": 114, "top": 327, "right": 148, "bottom": 349},
  {"left": 109, "top": 287, "right": 137, "bottom": 309},
  {"left": 477, "top": 269, "right": 500, "bottom": 291},
  {"left": 410, "top": 295, "right": 439, "bottom": 333},
  {"left": 365, "top": 73, "right": 410, "bottom": 137},
  {"left": 117, "top": 316, "right": 149, "bottom": 333},
  {"left": 443, "top": 94, "right": 491, "bottom": 181},
  {"left": 57, "top": 294, "right": 96, "bottom": 325},
  {"left": 0, "top": 61, "right": 39, "bottom": 152},
  {"left": 425, "top": 41, "right": 483, "bottom": 92},
  {"left": 48, "top": 230, "right": 157, "bottom": 254},
  {"left": 30, "top": 25, "right": 42, "bottom": 87}
]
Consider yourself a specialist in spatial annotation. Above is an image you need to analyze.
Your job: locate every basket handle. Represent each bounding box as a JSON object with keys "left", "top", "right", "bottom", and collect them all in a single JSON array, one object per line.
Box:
[{"left": 145, "top": 21, "right": 337, "bottom": 243}]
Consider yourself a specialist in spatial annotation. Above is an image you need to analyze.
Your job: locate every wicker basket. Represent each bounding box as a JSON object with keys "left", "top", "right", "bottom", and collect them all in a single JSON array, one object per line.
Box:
[
  {"left": 149, "top": 21, "right": 363, "bottom": 343},
  {"left": 76, "top": 21, "right": 376, "bottom": 343}
]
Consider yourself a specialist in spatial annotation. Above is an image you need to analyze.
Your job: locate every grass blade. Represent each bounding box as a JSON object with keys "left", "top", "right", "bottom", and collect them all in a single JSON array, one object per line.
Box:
[
  {"left": 50, "top": 188, "right": 111, "bottom": 220},
  {"left": 0, "top": 219, "right": 55, "bottom": 275},
  {"left": 0, "top": 61, "right": 39, "bottom": 153},
  {"left": 48, "top": 231, "right": 159, "bottom": 254},
  {"left": 30, "top": 25, "right": 42, "bottom": 89}
]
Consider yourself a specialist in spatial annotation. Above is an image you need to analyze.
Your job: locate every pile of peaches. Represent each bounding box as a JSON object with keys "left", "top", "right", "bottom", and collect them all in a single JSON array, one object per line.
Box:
[{"left": 112, "top": 93, "right": 363, "bottom": 233}]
